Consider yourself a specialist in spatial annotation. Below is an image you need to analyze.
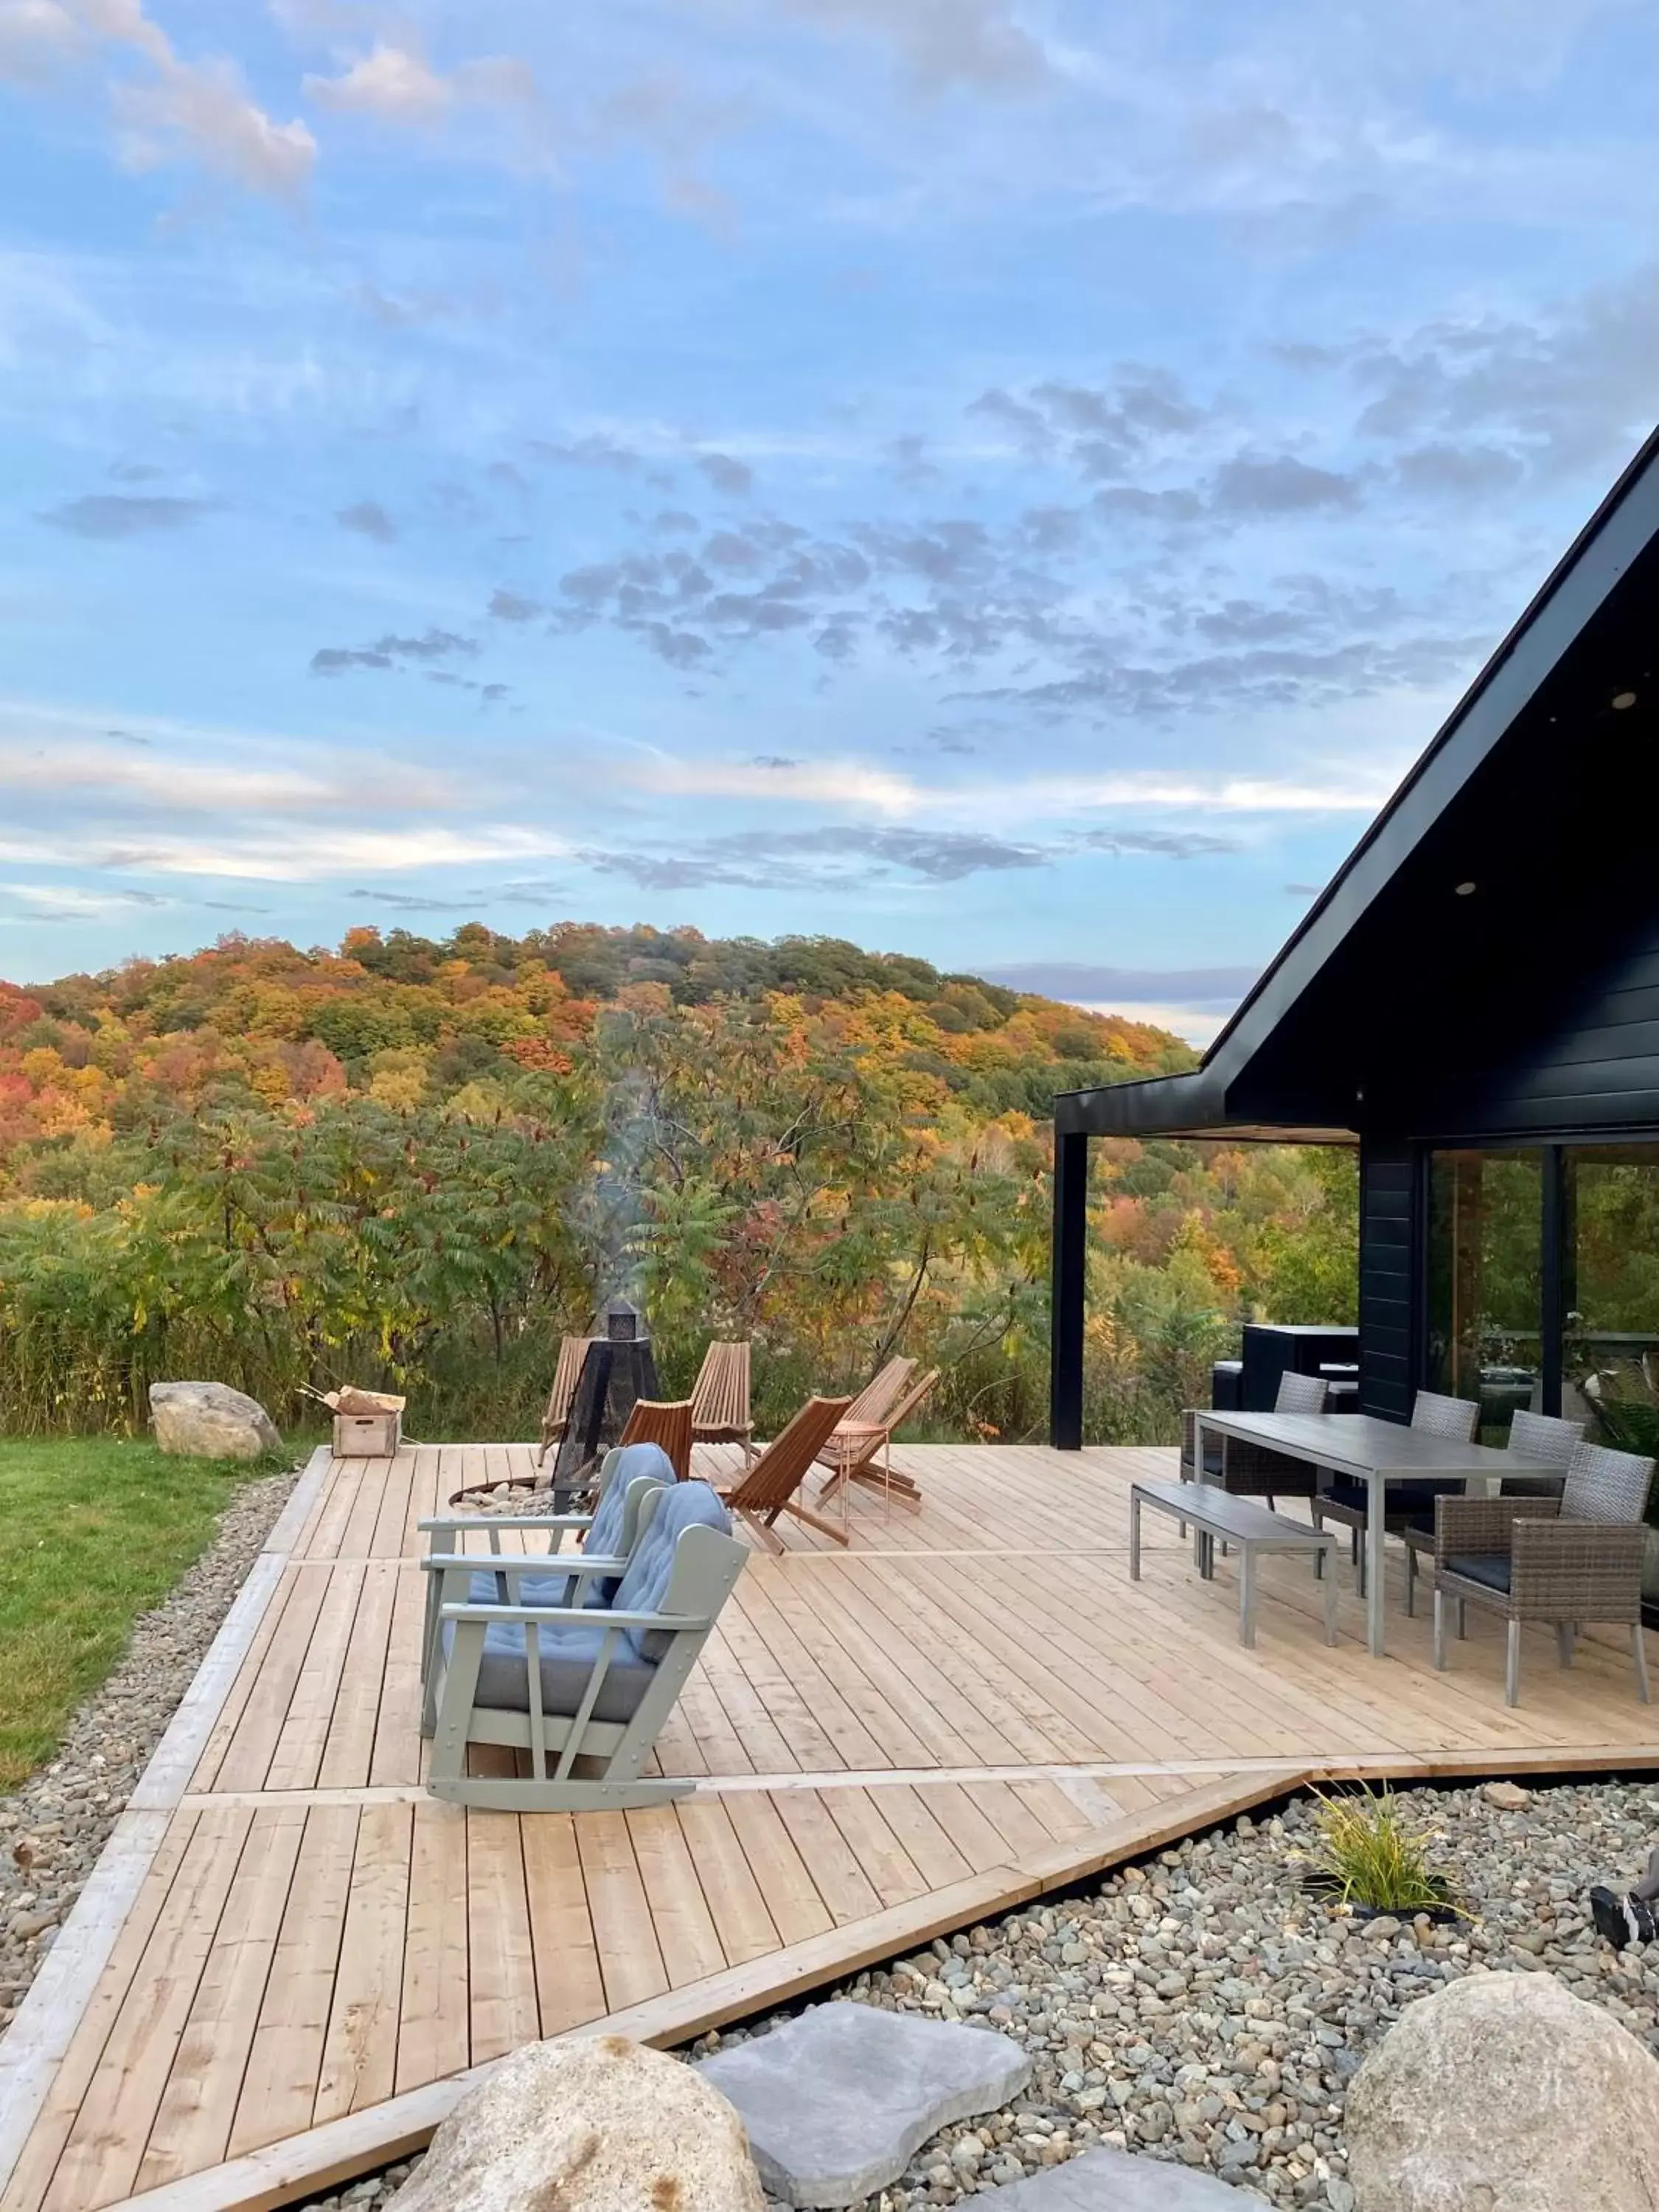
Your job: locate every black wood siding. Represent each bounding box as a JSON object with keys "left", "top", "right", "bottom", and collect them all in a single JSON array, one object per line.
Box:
[
  {"left": 1460, "top": 932, "right": 1659, "bottom": 1136},
  {"left": 1358, "top": 1140, "right": 1415, "bottom": 1421}
]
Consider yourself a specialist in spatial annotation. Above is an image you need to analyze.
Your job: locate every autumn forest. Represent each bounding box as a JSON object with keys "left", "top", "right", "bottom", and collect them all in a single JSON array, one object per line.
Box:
[{"left": 0, "top": 922, "right": 1357, "bottom": 1443}]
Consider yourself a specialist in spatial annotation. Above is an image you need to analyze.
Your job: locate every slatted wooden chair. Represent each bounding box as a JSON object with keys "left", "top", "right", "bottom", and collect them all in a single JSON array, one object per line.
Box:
[
  {"left": 1312, "top": 1386, "right": 1478, "bottom": 1595},
  {"left": 690, "top": 1340, "right": 754, "bottom": 1468},
  {"left": 1430, "top": 1439, "right": 1656, "bottom": 1705},
  {"left": 618, "top": 1397, "right": 695, "bottom": 1481},
  {"left": 536, "top": 1332, "right": 594, "bottom": 1464},
  {"left": 1402, "top": 1408, "right": 1585, "bottom": 1615},
  {"left": 817, "top": 1365, "right": 939, "bottom": 1514},
  {"left": 426, "top": 1480, "right": 747, "bottom": 1809},
  {"left": 810, "top": 1356, "right": 913, "bottom": 1498},
  {"left": 717, "top": 1394, "right": 855, "bottom": 1551}
]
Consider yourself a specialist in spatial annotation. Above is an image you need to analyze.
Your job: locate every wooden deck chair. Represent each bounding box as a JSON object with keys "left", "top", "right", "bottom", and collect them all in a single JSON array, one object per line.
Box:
[
  {"left": 832, "top": 1357, "right": 917, "bottom": 1439},
  {"left": 717, "top": 1394, "right": 854, "bottom": 1551},
  {"left": 690, "top": 1340, "right": 754, "bottom": 1467},
  {"left": 426, "top": 1481, "right": 747, "bottom": 1810},
  {"left": 817, "top": 1366, "right": 939, "bottom": 1513},
  {"left": 419, "top": 1445, "right": 674, "bottom": 1714},
  {"left": 536, "top": 1332, "right": 594, "bottom": 1463},
  {"left": 619, "top": 1397, "right": 695, "bottom": 1481}
]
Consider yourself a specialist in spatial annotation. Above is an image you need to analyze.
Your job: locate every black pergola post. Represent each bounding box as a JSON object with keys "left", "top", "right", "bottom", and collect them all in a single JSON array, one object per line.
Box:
[{"left": 1050, "top": 1128, "right": 1088, "bottom": 1449}]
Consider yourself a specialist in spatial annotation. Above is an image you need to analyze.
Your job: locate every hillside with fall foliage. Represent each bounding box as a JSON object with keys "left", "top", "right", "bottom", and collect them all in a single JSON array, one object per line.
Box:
[{"left": 0, "top": 922, "right": 1354, "bottom": 1441}]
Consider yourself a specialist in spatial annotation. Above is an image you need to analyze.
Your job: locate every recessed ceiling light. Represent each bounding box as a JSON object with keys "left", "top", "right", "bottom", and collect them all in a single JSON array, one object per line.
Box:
[
  {"left": 1613, "top": 690, "right": 1638, "bottom": 710},
  {"left": 1455, "top": 881, "right": 1477, "bottom": 897}
]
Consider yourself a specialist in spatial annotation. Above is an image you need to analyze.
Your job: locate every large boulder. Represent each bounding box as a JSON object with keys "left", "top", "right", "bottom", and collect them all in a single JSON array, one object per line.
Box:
[
  {"left": 149, "top": 1381, "right": 281, "bottom": 1463},
  {"left": 389, "top": 2034, "right": 765, "bottom": 2212},
  {"left": 1346, "top": 1970, "right": 1659, "bottom": 2211}
]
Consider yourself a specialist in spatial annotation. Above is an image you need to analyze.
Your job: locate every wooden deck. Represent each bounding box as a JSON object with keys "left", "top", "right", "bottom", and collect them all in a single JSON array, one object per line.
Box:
[{"left": 6, "top": 1438, "right": 1659, "bottom": 2212}]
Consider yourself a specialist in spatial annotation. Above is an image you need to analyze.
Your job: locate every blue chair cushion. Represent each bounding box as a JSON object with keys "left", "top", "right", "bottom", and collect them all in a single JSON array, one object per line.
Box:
[
  {"left": 1444, "top": 1553, "right": 1513, "bottom": 1594},
  {"left": 609, "top": 1481, "right": 732, "bottom": 1660},
  {"left": 470, "top": 1627, "right": 657, "bottom": 1722},
  {"left": 447, "top": 1479, "right": 734, "bottom": 1714}
]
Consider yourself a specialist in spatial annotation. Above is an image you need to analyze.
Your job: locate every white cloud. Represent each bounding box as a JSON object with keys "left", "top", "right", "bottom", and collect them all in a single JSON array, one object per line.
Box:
[
  {"left": 0, "top": 734, "right": 457, "bottom": 814},
  {"left": 0, "top": 0, "right": 79, "bottom": 80},
  {"left": 304, "top": 41, "right": 540, "bottom": 128},
  {"left": 627, "top": 752, "right": 920, "bottom": 813},
  {"left": 8, "top": 0, "right": 315, "bottom": 195},
  {"left": 0, "top": 822, "right": 568, "bottom": 882}
]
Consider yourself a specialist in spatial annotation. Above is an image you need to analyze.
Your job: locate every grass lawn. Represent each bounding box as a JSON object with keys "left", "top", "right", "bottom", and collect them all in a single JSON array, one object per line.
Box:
[{"left": 0, "top": 1438, "right": 280, "bottom": 1792}]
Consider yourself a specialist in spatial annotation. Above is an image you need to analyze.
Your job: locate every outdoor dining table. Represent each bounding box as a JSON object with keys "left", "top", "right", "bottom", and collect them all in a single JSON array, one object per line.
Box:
[{"left": 1187, "top": 1410, "right": 1518, "bottom": 1659}]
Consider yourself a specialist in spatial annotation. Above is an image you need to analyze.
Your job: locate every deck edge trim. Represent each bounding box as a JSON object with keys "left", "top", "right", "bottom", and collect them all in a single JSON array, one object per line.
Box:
[{"left": 0, "top": 1448, "right": 333, "bottom": 2202}]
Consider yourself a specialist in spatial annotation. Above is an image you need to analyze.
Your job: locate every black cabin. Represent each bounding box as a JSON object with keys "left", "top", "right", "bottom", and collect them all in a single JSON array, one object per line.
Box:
[{"left": 1050, "top": 425, "right": 1659, "bottom": 1450}]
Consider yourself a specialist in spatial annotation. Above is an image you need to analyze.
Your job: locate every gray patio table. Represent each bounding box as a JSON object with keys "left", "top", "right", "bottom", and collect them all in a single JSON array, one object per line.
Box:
[{"left": 1188, "top": 1410, "right": 1517, "bottom": 1658}]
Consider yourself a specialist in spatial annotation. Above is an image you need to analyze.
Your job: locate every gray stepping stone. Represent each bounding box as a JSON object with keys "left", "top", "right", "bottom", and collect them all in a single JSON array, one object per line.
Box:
[
  {"left": 984, "top": 2146, "right": 1266, "bottom": 2206},
  {"left": 697, "top": 2000, "right": 1032, "bottom": 2208}
]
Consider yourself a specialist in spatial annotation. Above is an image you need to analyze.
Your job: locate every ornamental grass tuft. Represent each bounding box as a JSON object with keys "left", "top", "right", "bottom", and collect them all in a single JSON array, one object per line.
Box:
[{"left": 1307, "top": 1784, "right": 1458, "bottom": 1914}]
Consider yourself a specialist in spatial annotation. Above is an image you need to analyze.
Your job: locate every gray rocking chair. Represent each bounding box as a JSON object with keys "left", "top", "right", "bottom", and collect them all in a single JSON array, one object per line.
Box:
[
  {"left": 418, "top": 1442, "right": 674, "bottom": 1724},
  {"left": 425, "top": 1479, "right": 746, "bottom": 1810}
]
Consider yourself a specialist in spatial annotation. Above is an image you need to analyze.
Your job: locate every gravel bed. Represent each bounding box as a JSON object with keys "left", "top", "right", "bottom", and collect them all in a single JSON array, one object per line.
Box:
[
  {"left": 296, "top": 1775, "right": 1659, "bottom": 2212},
  {"left": 0, "top": 1464, "right": 299, "bottom": 2032}
]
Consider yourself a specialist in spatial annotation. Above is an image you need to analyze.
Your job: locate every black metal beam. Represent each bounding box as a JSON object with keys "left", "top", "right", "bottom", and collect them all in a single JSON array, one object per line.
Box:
[
  {"left": 1540, "top": 1143, "right": 1570, "bottom": 1417},
  {"left": 1049, "top": 1130, "right": 1088, "bottom": 1450}
]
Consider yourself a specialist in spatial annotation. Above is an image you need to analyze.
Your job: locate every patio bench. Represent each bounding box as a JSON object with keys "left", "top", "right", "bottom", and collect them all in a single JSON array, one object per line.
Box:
[{"left": 1130, "top": 1477, "right": 1340, "bottom": 1649}]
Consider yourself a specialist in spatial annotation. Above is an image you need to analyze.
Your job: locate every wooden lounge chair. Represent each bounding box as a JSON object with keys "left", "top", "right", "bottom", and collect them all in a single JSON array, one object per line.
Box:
[
  {"left": 619, "top": 1397, "right": 695, "bottom": 1481},
  {"left": 426, "top": 1480, "right": 747, "bottom": 1810},
  {"left": 818, "top": 1366, "right": 938, "bottom": 1513},
  {"left": 718, "top": 1394, "right": 855, "bottom": 1551},
  {"left": 1430, "top": 1439, "right": 1656, "bottom": 1705},
  {"left": 690, "top": 1340, "right": 754, "bottom": 1467},
  {"left": 536, "top": 1332, "right": 594, "bottom": 1464}
]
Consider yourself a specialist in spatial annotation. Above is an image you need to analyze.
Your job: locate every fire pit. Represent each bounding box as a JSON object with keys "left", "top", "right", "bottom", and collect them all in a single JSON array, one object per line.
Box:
[
  {"left": 547, "top": 1298, "right": 663, "bottom": 1507},
  {"left": 445, "top": 1297, "right": 662, "bottom": 1510}
]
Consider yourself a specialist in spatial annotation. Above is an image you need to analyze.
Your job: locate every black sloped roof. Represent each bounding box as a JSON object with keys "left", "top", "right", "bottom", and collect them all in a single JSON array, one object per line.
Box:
[{"left": 1057, "top": 425, "right": 1659, "bottom": 1144}]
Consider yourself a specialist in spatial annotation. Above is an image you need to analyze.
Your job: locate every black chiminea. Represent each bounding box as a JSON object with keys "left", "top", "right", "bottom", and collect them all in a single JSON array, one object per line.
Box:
[{"left": 549, "top": 1298, "right": 661, "bottom": 1506}]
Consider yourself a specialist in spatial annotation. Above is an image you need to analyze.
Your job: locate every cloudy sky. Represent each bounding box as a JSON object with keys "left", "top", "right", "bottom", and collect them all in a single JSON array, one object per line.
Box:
[{"left": 1, "top": 1, "right": 1654, "bottom": 1039}]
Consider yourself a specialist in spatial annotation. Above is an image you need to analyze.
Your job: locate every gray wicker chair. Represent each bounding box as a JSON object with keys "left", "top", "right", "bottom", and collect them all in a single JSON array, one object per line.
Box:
[
  {"left": 1430, "top": 1439, "right": 1655, "bottom": 1705},
  {"left": 1402, "top": 1409, "right": 1585, "bottom": 1615},
  {"left": 1183, "top": 1369, "right": 1328, "bottom": 1509},
  {"left": 1312, "top": 1388, "right": 1478, "bottom": 1596}
]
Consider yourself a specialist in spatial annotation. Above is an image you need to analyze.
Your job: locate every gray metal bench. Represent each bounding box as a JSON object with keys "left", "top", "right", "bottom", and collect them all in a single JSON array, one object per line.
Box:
[{"left": 1130, "top": 1477, "right": 1340, "bottom": 1649}]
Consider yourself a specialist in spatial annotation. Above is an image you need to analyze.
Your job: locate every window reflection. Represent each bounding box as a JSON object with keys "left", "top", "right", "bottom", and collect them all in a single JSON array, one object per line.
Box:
[
  {"left": 1426, "top": 1149, "right": 1543, "bottom": 1440},
  {"left": 1565, "top": 1146, "right": 1659, "bottom": 1458}
]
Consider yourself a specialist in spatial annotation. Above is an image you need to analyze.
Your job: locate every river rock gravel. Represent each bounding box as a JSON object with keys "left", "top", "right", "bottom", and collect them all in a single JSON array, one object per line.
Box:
[{"left": 0, "top": 1464, "right": 298, "bottom": 2034}]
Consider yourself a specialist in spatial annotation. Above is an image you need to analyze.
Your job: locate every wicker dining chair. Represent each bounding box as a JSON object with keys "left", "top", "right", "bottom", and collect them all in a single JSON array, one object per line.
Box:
[
  {"left": 1312, "top": 1388, "right": 1479, "bottom": 1596},
  {"left": 1430, "top": 1439, "right": 1656, "bottom": 1705},
  {"left": 1402, "top": 1408, "right": 1585, "bottom": 1615},
  {"left": 1185, "top": 1368, "right": 1329, "bottom": 1507}
]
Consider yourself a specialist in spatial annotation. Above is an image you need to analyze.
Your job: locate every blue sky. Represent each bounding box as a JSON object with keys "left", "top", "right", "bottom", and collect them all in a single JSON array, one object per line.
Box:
[{"left": 1, "top": 1, "right": 1654, "bottom": 1040}]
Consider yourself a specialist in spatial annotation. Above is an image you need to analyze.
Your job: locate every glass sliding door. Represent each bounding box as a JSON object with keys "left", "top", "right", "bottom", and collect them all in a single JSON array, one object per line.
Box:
[
  {"left": 1425, "top": 1148, "right": 1544, "bottom": 1439},
  {"left": 1562, "top": 1145, "right": 1659, "bottom": 1456}
]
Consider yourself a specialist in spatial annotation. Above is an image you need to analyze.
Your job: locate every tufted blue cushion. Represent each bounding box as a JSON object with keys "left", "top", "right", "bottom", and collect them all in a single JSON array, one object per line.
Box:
[
  {"left": 464, "top": 1442, "right": 675, "bottom": 1614},
  {"left": 609, "top": 1481, "right": 732, "bottom": 1660},
  {"left": 448, "top": 1478, "right": 732, "bottom": 1715}
]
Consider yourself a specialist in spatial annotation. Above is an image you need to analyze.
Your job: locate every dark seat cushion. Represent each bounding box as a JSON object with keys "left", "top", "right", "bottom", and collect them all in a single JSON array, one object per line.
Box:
[
  {"left": 1442, "top": 1553, "right": 1513, "bottom": 1595},
  {"left": 1324, "top": 1476, "right": 1463, "bottom": 1519}
]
